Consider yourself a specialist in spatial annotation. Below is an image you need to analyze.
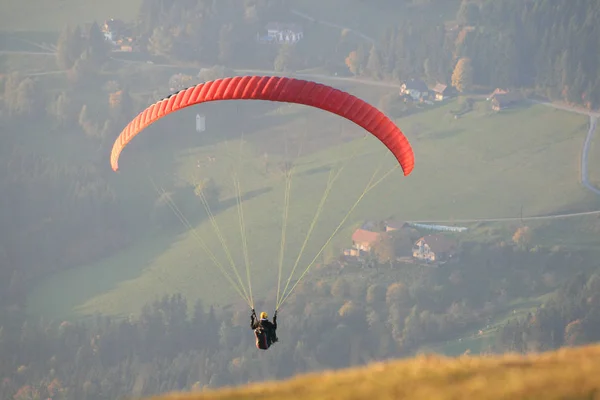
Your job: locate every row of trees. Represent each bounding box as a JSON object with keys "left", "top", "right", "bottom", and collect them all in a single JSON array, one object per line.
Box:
[
  {"left": 346, "top": 0, "right": 600, "bottom": 108},
  {"left": 495, "top": 272, "right": 600, "bottom": 353},
  {"left": 2, "top": 234, "right": 599, "bottom": 399}
]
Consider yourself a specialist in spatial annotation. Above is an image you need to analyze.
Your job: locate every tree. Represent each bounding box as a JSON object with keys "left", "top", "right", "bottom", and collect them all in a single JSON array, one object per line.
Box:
[
  {"left": 330, "top": 277, "right": 350, "bottom": 299},
  {"left": 456, "top": 0, "right": 480, "bottom": 25},
  {"left": 47, "top": 91, "right": 75, "bottom": 127},
  {"left": 366, "top": 284, "right": 386, "bottom": 304},
  {"left": 197, "top": 65, "right": 236, "bottom": 82},
  {"left": 512, "top": 226, "right": 532, "bottom": 249},
  {"left": 109, "top": 89, "right": 135, "bottom": 126},
  {"left": 148, "top": 27, "right": 173, "bottom": 56},
  {"left": 218, "top": 24, "right": 235, "bottom": 65},
  {"left": 88, "top": 21, "right": 109, "bottom": 63},
  {"left": 564, "top": 319, "right": 587, "bottom": 346},
  {"left": 67, "top": 50, "right": 96, "bottom": 88},
  {"left": 3, "top": 72, "right": 22, "bottom": 115},
  {"left": 78, "top": 104, "right": 98, "bottom": 138},
  {"left": 338, "top": 301, "right": 364, "bottom": 327},
  {"left": 345, "top": 50, "right": 360, "bottom": 76},
  {"left": 373, "top": 233, "right": 395, "bottom": 264},
  {"left": 451, "top": 57, "right": 473, "bottom": 93},
  {"left": 386, "top": 282, "right": 410, "bottom": 307},
  {"left": 56, "top": 25, "right": 85, "bottom": 70},
  {"left": 274, "top": 44, "right": 295, "bottom": 72},
  {"left": 365, "top": 44, "right": 382, "bottom": 79},
  {"left": 14, "top": 78, "right": 38, "bottom": 117}
]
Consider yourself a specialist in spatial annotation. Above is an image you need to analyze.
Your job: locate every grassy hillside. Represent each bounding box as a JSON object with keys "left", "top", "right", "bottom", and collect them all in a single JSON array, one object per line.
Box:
[
  {"left": 25, "top": 98, "right": 595, "bottom": 321},
  {"left": 144, "top": 344, "right": 600, "bottom": 400},
  {"left": 0, "top": 0, "right": 141, "bottom": 31}
]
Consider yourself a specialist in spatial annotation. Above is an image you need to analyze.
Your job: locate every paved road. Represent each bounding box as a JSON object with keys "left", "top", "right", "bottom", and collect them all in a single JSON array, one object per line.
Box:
[
  {"left": 407, "top": 209, "right": 600, "bottom": 224},
  {"left": 582, "top": 116, "right": 600, "bottom": 196},
  {"left": 532, "top": 100, "right": 600, "bottom": 197}
]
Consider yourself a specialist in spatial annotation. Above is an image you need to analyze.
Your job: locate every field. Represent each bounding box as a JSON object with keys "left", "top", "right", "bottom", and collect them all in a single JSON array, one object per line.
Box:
[
  {"left": 144, "top": 343, "right": 600, "bottom": 400},
  {"left": 25, "top": 97, "right": 594, "bottom": 321},
  {"left": 0, "top": 0, "right": 141, "bottom": 32}
]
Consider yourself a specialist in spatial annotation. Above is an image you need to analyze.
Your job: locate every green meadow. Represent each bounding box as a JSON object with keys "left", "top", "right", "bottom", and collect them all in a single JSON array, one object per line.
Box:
[{"left": 25, "top": 97, "right": 594, "bottom": 320}]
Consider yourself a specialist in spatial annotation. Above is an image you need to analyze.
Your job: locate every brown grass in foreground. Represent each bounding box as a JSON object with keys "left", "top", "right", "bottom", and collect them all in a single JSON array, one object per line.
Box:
[{"left": 144, "top": 344, "right": 600, "bottom": 400}]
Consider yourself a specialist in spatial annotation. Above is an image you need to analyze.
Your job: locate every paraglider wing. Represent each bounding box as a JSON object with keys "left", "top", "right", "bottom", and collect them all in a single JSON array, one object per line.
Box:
[{"left": 110, "top": 75, "right": 414, "bottom": 175}]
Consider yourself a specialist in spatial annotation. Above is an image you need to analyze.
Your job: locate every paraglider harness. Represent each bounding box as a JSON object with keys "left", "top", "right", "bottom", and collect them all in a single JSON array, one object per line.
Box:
[{"left": 252, "top": 309, "right": 278, "bottom": 350}]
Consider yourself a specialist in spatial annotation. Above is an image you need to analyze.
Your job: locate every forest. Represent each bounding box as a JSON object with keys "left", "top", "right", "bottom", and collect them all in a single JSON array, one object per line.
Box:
[{"left": 3, "top": 238, "right": 600, "bottom": 399}]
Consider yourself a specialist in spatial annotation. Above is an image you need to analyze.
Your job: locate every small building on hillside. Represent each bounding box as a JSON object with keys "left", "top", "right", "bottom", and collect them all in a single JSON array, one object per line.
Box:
[
  {"left": 351, "top": 228, "right": 381, "bottom": 252},
  {"left": 400, "top": 79, "right": 429, "bottom": 101},
  {"left": 344, "top": 228, "right": 383, "bottom": 258},
  {"left": 491, "top": 91, "right": 523, "bottom": 111},
  {"left": 430, "top": 83, "right": 453, "bottom": 101},
  {"left": 487, "top": 88, "right": 509, "bottom": 101},
  {"left": 102, "top": 18, "right": 127, "bottom": 44},
  {"left": 260, "top": 22, "right": 304, "bottom": 44},
  {"left": 412, "top": 234, "right": 457, "bottom": 263}
]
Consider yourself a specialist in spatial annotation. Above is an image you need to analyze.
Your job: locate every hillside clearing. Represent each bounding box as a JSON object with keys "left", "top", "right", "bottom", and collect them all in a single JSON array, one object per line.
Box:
[
  {"left": 0, "top": 0, "right": 141, "bottom": 32},
  {"left": 26, "top": 100, "right": 593, "bottom": 320}
]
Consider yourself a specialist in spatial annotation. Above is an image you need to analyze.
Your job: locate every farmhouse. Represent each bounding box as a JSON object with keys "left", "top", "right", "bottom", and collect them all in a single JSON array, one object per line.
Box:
[
  {"left": 430, "top": 83, "right": 452, "bottom": 101},
  {"left": 351, "top": 229, "right": 381, "bottom": 252},
  {"left": 343, "top": 228, "right": 382, "bottom": 258},
  {"left": 491, "top": 91, "right": 522, "bottom": 111},
  {"left": 102, "top": 18, "right": 127, "bottom": 44},
  {"left": 487, "top": 88, "right": 509, "bottom": 101},
  {"left": 412, "top": 234, "right": 457, "bottom": 263},
  {"left": 263, "top": 22, "right": 304, "bottom": 44},
  {"left": 400, "top": 79, "right": 429, "bottom": 101}
]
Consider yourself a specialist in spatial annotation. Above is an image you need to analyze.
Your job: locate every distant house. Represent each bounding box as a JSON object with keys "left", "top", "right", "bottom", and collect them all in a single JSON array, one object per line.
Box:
[
  {"left": 491, "top": 92, "right": 523, "bottom": 111},
  {"left": 400, "top": 79, "right": 429, "bottom": 101},
  {"left": 344, "top": 228, "right": 381, "bottom": 258},
  {"left": 102, "top": 18, "right": 126, "bottom": 44},
  {"left": 351, "top": 229, "right": 381, "bottom": 253},
  {"left": 412, "top": 234, "right": 457, "bottom": 263},
  {"left": 430, "top": 83, "right": 452, "bottom": 101},
  {"left": 262, "top": 23, "right": 304, "bottom": 44},
  {"left": 487, "top": 88, "right": 509, "bottom": 101}
]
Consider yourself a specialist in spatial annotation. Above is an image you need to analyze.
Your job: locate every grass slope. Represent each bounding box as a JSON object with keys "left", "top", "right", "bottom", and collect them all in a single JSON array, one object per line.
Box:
[
  {"left": 145, "top": 344, "right": 600, "bottom": 400},
  {"left": 0, "top": 0, "right": 141, "bottom": 32},
  {"left": 26, "top": 99, "right": 593, "bottom": 320}
]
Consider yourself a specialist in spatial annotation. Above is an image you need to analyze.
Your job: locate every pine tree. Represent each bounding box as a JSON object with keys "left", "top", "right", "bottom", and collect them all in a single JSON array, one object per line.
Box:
[
  {"left": 366, "top": 44, "right": 382, "bottom": 79},
  {"left": 345, "top": 50, "right": 360, "bottom": 75},
  {"left": 451, "top": 57, "right": 473, "bottom": 93}
]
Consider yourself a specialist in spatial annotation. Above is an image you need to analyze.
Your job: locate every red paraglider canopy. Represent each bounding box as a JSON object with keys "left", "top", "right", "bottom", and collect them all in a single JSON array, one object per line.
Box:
[{"left": 110, "top": 75, "right": 414, "bottom": 175}]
